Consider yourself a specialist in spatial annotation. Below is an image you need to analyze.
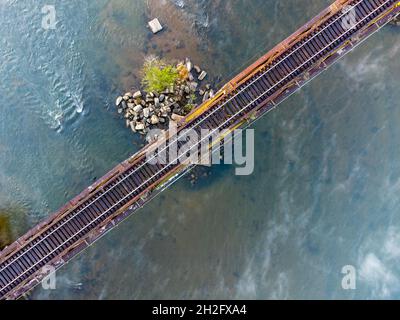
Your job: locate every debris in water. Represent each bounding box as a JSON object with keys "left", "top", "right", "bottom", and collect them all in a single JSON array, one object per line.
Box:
[{"left": 148, "top": 18, "right": 163, "bottom": 34}]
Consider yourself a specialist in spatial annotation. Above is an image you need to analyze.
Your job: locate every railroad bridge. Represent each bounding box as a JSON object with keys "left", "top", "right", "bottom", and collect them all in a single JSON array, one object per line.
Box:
[{"left": 1, "top": 0, "right": 399, "bottom": 299}]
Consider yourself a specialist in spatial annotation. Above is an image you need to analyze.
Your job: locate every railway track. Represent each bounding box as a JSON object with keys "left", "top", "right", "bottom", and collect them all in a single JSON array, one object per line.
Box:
[{"left": 1, "top": 0, "right": 399, "bottom": 299}]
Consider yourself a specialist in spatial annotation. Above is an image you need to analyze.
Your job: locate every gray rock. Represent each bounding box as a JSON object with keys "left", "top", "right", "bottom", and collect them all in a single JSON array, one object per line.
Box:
[
  {"left": 190, "top": 82, "right": 198, "bottom": 91},
  {"left": 154, "top": 97, "right": 160, "bottom": 107},
  {"left": 135, "top": 122, "right": 145, "bottom": 131},
  {"left": 185, "top": 58, "right": 193, "bottom": 72},
  {"left": 148, "top": 18, "right": 163, "bottom": 34},
  {"left": 127, "top": 103, "right": 135, "bottom": 109},
  {"left": 133, "top": 105, "right": 143, "bottom": 113},
  {"left": 203, "top": 91, "right": 210, "bottom": 102},
  {"left": 194, "top": 65, "right": 201, "bottom": 73},
  {"left": 198, "top": 71, "right": 207, "bottom": 81},
  {"left": 123, "top": 95, "right": 130, "bottom": 101},
  {"left": 115, "top": 96, "right": 123, "bottom": 106},
  {"left": 143, "top": 108, "right": 150, "bottom": 118},
  {"left": 118, "top": 108, "right": 123, "bottom": 114},
  {"left": 184, "top": 86, "right": 190, "bottom": 94},
  {"left": 124, "top": 92, "right": 132, "bottom": 98},
  {"left": 150, "top": 114, "right": 159, "bottom": 125},
  {"left": 159, "top": 94, "right": 165, "bottom": 102},
  {"left": 132, "top": 91, "right": 142, "bottom": 99},
  {"left": 209, "top": 89, "right": 215, "bottom": 98}
]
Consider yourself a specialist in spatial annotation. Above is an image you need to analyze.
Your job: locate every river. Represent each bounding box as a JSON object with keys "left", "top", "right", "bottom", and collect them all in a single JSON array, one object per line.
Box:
[{"left": 0, "top": 0, "right": 400, "bottom": 299}]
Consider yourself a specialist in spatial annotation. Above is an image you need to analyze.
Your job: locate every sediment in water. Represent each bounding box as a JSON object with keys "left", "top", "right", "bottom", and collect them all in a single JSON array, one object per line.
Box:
[{"left": 0, "top": 213, "right": 13, "bottom": 250}]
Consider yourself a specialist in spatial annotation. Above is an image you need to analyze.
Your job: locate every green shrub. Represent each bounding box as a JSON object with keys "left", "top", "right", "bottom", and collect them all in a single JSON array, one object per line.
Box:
[
  {"left": 141, "top": 56, "right": 179, "bottom": 93},
  {"left": 188, "top": 93, "right": 197, "bottom": 103}
]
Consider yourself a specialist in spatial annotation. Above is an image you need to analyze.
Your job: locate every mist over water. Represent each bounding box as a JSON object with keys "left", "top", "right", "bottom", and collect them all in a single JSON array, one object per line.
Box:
[{"left": 1, "top": 0, "right": 400, "bottom": 299}]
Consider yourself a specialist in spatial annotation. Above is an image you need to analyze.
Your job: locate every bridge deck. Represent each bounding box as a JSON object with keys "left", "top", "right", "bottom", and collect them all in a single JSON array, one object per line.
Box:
[{"left": 1, "top": 0, "right": 399, "bottom": 299}]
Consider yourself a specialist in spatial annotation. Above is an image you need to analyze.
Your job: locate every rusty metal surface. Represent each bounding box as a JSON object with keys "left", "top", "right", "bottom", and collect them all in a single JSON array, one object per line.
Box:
[{"left": 1, "top": 0, "right": 399, "bottom": 300}]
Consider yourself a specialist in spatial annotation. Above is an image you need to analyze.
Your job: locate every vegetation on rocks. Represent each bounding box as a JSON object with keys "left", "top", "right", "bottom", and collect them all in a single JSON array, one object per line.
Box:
[
  {"left": 115, "top": 55, "right": 216, "bottom": 138},
  {"left": 141, "top": 56, "right": 179, "bottom": 93}
]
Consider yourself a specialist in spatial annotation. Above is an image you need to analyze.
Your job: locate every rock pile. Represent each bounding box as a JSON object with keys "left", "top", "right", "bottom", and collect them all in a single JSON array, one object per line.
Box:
[{"left": 115, "top": 58, "right": 217, "bottom": 136}]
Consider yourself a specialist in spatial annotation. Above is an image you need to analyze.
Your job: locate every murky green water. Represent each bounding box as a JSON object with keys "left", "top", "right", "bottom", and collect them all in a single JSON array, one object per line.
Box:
[{"left": 1, "top": 0, "right": 400, "bottom": 299}]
